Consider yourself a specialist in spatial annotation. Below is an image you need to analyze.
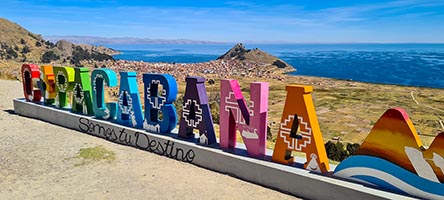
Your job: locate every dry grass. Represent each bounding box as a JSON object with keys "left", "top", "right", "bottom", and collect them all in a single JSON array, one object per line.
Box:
[
  {"left": 0, "top": 60, "right": 22, "bottom": 80},
  {"left": 73, "top": 145, "right": 115, "bottom": 166}
]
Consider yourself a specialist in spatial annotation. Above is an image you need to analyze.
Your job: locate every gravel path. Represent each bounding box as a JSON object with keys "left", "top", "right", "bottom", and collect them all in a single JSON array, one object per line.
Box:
[{"left": 0, "top": 80, "right": 298, "bottom": 200}]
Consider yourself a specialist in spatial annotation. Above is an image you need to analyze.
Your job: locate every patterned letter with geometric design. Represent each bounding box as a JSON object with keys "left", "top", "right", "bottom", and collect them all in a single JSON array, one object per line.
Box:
[
  {"left": 53, "top": 66, "right": 75, "bottom": 108},
  {"left": 21, "top": 63, "right": 41, "bottom": 102},
  {"left": 272, "top": 85, "right": 330, "bottom": 173},
  {"left": 178, "top": 76, "right": 216, "bottom": 145},
  {"left": 116, "top": 71, "right": 144, "bottom": 128},
  {"left": 39, "top": 65, "right": 56, "bottom": 105},
  {"left": 220, "top": 79, "right": 268, "bottom": 157},
  {"left": 91, "top": 68, "right": 118, "bottom": 120},
  {"left": 142, "top": 73, "right": 178, "bottom": 134},
  {"left": 72, "top": 67, "right": 93, "bottom": 115}
]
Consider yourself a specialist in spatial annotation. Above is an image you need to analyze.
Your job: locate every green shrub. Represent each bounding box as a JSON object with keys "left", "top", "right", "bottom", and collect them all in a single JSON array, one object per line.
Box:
[
  {"left": 346, "top": 143, "right": 360, "bottom": 155},
  {"left": 325, "top": 141, "right": 360, "bottom": 162},
  {"left": 21, "top": 45, "right": 30, "bottom": 54},
  {"left": 6, "top": 46, "right": 18, "bottom": 59},
  {"left": 41, "top": 51, "right": 59, "bottom": 63}
]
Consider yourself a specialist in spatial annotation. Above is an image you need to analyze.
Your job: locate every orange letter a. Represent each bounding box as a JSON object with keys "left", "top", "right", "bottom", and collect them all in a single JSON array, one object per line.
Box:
[{"left": 272, "top": 85, "right": 329, "bottom": 173}]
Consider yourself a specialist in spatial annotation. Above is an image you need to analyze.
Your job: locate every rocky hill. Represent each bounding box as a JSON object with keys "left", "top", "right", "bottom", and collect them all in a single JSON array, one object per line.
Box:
[
  {"left": 217, "top": 43, "right": 295, "bottom": 73},
  {"left": 0, "top": 18, "right": 118, "bottom": 65}
]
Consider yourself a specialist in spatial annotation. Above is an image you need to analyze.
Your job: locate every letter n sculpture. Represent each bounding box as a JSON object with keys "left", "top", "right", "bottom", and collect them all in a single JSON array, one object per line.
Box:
[
  {"left": 21, "top": 63, "right": 41, "bottom": 102},
  {"left": 220, "top": 79, "right": 268, "bottom": 157},
  {"left": 272, "top": 85, "right": 330, "bottom": 173},
  {"left": 179, "top": 76, "right": 217, "bottom": 145}
]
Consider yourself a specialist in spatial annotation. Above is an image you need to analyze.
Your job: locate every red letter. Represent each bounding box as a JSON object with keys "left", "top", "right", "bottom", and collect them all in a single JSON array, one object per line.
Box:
[{"left": 21, "top": 64, "right": 41, "bottom": 102}]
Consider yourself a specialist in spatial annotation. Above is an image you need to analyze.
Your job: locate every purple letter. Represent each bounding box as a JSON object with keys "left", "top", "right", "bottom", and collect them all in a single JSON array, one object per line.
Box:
[{"left": 179, "top": 76, "right": 217, "bottom": 145}]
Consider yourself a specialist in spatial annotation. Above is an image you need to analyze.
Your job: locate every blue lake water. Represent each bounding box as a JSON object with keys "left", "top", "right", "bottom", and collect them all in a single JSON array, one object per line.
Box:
[{"left": 108, "top": 43, "right": 444, "bottom": 88}]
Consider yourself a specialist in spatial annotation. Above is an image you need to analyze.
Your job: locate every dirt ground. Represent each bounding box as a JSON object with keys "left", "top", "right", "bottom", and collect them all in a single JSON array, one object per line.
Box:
[{"left": 0, "top": 80, "right": 298, "bottom": 200}]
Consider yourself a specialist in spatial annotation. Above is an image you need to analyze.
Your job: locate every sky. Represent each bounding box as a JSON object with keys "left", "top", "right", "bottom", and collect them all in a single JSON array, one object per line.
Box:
[{"left": 1, "top": 0, "right": 443, "bottom": 43}]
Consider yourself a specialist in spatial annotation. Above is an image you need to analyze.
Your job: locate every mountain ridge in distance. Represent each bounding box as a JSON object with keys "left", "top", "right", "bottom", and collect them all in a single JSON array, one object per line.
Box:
[{"left": 45, "top": 35, "right": 225, "bottom": 45}]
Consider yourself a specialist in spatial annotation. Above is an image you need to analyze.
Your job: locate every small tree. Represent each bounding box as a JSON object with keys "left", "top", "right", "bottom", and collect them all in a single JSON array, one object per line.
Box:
[
  {"left": 45, "top": 40, "right": 55, "bottom": 48},
  {"left": 210, "top": 101, "right": 220, "bottom": 124},
  {"left": 346, "top": 143, "right": 360, "bottom": 155},
  {"left": 6, "top": 47, "right": 18, "bottom": 59},
  {"left": 267, "top": 125, "right": 273, "bottom": 140},
  {"left": 21, "top": 45, "right": 30, "bottom": 54},
  {"left": 41, "top": 51, "right": 59, "bottom": 63},
  {"left": 70, "top": 56, "right": 80, "bottom": 65},
  {"left": 325, "top": 141, "right": 348, "bottom": 162}
]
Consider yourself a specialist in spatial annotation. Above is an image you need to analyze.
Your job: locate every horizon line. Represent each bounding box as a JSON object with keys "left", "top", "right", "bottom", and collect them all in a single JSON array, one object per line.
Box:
[{"left": 44, "top": 35, "right": 444, "bottom": 45}]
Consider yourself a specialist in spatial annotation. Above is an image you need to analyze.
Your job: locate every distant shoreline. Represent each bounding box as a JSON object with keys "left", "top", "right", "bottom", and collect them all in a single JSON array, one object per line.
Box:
[
  {"left": 44, "top": 36, "right": 444, "bottom": 45},
  {"left": 91, "top": 58, "right": 444, "bottom": 90},
  {"left": 103, "top": 57, "right": 444, "bottom": 89},
  {"left": 107, "top": 43, "right": 444, "bottom": 89}
]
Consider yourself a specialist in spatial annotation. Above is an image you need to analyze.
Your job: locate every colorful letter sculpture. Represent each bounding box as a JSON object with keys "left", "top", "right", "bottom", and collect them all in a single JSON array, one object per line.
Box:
[
  {"left": 19, "top": 63, "right": 444, "bottom": 199},
  {"left": 116, "top": 72, "right": 144, "bottom": 128},
  {"left": 72, "top": 67, "right": 93, "bottom": 115},
  {"left": 178, "top": 76, "right": 217, "bottom": 145},
  {"left": 142, "top": 73, "right": 178, "bottom": 133},
  {"left": 39, "top": 65, "right": 56, "bottom": 104},
  {"left": 334, "top": 108, "right": 444, "bottom": 199},
  {"left": 53, "top": 66, "right": 75, "bottom": 108},
  {"left": 220, "top": 79, "right": 268, "bottom": 157},
  {"left": 91, "top": 68, "right": 118, "bottom": 120},
  {"left": 272, "top": 85, "right": 330, "bottom": 173},
  {"left": 21, "top": 64, "right": 42, "bottom": 102}
]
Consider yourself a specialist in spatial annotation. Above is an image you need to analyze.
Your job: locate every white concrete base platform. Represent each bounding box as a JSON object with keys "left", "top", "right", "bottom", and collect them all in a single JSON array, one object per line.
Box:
[{"left": 13, "top": 98, "right": 413, "bottom": 200}]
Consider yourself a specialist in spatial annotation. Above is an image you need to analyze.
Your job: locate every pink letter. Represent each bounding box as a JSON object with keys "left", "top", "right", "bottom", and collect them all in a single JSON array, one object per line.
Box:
[{"left": 220, "top": 79, "right": 268, "bottom": 157}]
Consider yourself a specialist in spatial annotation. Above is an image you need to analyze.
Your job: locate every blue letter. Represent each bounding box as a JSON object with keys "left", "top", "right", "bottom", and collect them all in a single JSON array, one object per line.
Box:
[
  {"left": 143, "top": 73, "right": 178, "bottom": 133},
  {"left": 91, "top": 68, "right": 118, "bottom": 120},
  {"left": 116, "top": 72, "right": 144, "bottom": 128}
]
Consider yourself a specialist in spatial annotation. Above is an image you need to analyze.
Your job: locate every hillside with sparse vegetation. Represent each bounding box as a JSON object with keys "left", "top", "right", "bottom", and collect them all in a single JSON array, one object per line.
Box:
[{"left": 0, "top": 17, "right": 119, "bottom": 79}]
